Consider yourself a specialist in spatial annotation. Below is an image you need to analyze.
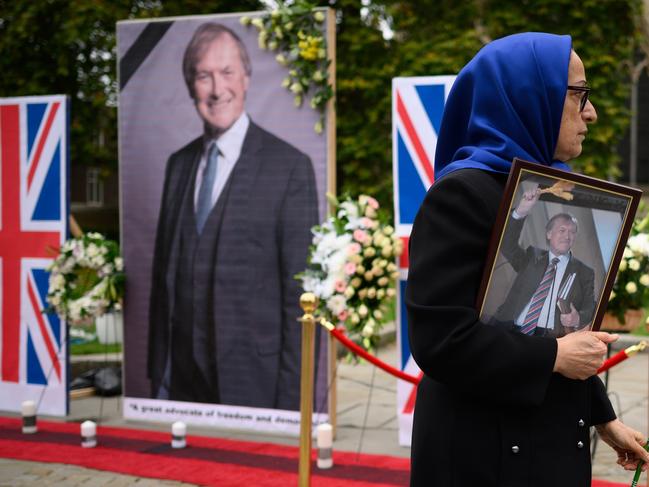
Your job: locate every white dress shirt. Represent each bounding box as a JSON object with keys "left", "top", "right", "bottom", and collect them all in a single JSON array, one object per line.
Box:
[
  {"left": 194, "top": 112, "right": 250, "bottom": 212},
  {"left": 515, "top": 251, "right": 570, "bottom": 330}
]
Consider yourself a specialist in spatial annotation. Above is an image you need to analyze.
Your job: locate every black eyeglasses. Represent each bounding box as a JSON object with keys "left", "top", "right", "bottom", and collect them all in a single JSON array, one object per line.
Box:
[{"left": 567, "top": 85, "right": 591, "bottom": 112}]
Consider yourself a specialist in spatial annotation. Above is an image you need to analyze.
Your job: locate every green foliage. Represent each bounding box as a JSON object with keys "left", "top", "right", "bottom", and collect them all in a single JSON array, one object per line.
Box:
[
  {"left": 0, "top": 0, "right": 262, "bottom": 173},
  {"left": 323, "top": 0, "right": 644, "bottom": 209},
  {"left": 0, "top": 0, "right": 644, "bottom": 212},
  {"left": 71, "top": 339, "right": 122, "bottom": 356}
]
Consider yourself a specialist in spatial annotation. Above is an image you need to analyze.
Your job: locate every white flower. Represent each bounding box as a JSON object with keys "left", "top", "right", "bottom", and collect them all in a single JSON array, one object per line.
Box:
[
  {"left": 619, "top": 259, "right": 628, "bottom": 271},
  {"left": 86, "top": 243, "right": 99, "bottom": 258},
  {"left": 326, "top": 294, "right": 347, "bottom": 315},
  {"left": 629, "top": 259, "right": 641, "bottom": 271},
  {"left": 626, "top": 282, "right": 638, "bottom": 294},
  {"left": 628, "top": 234, "right": 649, "bottom": 256},
  {"left": 640, "top": 274, "right": 649, "bottom": 286},
  {"left": 115, "top": 257, "right": 124, "bottom": 272},
  {"left": 49, "top": 273, "right": 65, "bottom": 291},
  {"left": 361, "top": 323, "right": 374, "bottom": 338},
  {"left": 338, "top": 201, "right": 359, "bottom": 219},
  {"left": 314, "top": 11, "right": 325, "bottom": 22},
  {"left": 358, "top": 304, "right": 368, "bottom": 317},
  {"left": 276, "top": 54, "right": 288, "bottom": 66}
]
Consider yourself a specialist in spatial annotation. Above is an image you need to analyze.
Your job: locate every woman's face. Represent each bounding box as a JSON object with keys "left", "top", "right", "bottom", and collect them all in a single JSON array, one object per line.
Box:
[{"left": 553, "top": 51, "right": 597, "bottom": 162}]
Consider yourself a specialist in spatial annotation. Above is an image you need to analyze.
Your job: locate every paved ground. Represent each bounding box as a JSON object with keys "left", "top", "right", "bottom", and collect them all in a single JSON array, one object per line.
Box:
[{"left": 0, "top": 335, "right": 647, "bottom": 486}]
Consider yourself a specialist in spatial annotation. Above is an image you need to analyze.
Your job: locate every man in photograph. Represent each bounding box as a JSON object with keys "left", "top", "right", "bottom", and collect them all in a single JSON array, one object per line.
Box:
[
  {"left": 147, "top": 22, "right": 318, "bottom": 410},
  {"left": 492, "top": 187, "right": 595, "bottom": 337}
]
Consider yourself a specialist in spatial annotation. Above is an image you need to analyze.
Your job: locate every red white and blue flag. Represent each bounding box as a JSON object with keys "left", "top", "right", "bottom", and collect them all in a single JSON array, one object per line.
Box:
[
  {"left": 0, "top": 95, "right": 69, "bottom": 416},
  {"left": 392, "top": 76, "right": 455, "bottom": 445}
]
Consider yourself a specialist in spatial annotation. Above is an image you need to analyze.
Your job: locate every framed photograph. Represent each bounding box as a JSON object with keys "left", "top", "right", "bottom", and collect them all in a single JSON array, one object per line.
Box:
[{"left": 477, "top": 158, "right": 642, "bottom": 337}]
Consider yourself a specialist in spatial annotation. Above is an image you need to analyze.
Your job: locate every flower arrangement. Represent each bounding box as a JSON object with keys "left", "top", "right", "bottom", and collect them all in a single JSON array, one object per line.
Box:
[
  {"left": 46, "top": 232, "right": 124, "bottom": 325},
  {"left": 297, "top": 194, "right": 403, "bottom": 353},
  {"left": 607, "top": 211, "right": 649, "bottom": 324},
  {"left": 240, "top": 1, "right": 333, "bottom": 134}
]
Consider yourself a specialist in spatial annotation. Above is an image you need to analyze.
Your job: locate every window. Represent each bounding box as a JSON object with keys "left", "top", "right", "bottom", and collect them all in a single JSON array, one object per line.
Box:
[{"left": 86, "top": 167, "right": 104, "bottom": 207}]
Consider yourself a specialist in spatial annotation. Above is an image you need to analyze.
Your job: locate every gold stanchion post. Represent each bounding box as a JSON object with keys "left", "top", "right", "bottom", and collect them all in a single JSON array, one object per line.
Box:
[{"left": 298, "top": 292, "right": 317, "bottom": 487}]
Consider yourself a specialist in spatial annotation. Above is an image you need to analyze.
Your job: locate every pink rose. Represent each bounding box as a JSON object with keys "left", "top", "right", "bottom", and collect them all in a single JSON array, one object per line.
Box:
[
  {"left": 344, "top": 262, "right": 357, "bottom": 275},
  {"left": 366, "top": 196, "right": 379, "bottom": 210},
  {"left": 348, "top": 242, "right": 362, "bottom": 255},
  {"left": 335, "top": 280, "right": 347, "bottom": 293},
  {"left": 338, "top": 310, "right": 349, "bottom": 321},
  {"left": 361, "top": 217, "right": 373, "bottom": 228},
  {"left": 353, "top": 229, "right": 368, "bottom": 243}
]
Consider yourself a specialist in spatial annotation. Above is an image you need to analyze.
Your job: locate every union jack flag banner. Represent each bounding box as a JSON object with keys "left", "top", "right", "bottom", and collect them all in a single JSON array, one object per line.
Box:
[
  {"left": 0, "top": 95, "right": 69, "bottom": 416},
  {"left": 392, "top": 76, "right": 455, "bottom": 446}
]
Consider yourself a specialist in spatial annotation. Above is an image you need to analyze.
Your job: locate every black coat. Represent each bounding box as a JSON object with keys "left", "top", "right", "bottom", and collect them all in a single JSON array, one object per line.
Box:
[
  {"left": 406, "top": 169, "right": 615, "bottom": 487},
  {"left": 494, "top": 214, "right": 596, "bottom": 336},
  {"left": 147, "top": 121, "right": 318, "bottom": 410}
]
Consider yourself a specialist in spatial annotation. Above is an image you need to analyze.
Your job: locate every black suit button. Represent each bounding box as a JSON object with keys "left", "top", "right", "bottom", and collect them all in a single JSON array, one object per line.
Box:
[{"left": 511, "top": 446, "right": 520, "bottom": 454}]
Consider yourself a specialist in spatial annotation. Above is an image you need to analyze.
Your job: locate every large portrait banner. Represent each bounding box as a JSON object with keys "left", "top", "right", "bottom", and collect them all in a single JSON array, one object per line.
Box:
[{"left": 118, "top": 12, "right": 331, "bottom": 434}]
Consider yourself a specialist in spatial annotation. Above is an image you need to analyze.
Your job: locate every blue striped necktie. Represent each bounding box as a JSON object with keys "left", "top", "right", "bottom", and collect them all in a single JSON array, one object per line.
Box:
[
  {"left": 521, "top": 257, "right": 560, "bottom": 335},
  {"left": 195, "top": 141, "right": 219, "bottom": 234}
]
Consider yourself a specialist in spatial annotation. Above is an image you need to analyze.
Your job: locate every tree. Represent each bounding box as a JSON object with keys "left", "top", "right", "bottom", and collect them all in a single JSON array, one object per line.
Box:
[
  {"left": 0, "top": 0, "right": 262, "bottom": 174},
  {"left": 326, "top": 0, "right": 644, "bottom": 208}
]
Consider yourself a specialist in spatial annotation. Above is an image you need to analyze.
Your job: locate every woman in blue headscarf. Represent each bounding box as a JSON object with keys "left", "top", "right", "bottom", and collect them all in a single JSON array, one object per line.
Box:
[{"left": 406, "top": 33, "right": 649, "bottom": 486}]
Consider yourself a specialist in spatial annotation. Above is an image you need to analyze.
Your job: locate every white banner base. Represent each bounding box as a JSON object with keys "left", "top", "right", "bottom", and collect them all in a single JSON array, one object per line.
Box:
[{"left": 124, "top": 397, "right": 329, "bottom": 436}]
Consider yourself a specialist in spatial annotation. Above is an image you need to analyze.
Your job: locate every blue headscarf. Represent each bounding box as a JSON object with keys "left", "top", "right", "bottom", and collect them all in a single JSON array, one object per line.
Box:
[{"left": 434, "top": 32, "right": 572, "bottom": 180}]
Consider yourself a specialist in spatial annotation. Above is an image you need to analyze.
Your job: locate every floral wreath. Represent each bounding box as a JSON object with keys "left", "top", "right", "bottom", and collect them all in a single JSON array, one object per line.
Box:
[
  {"left": 297, "top": 194, "right": 403, "bottom": 353},
  {"left": 46, "top": 232, "right": 124, "bottom": 325},
  {"left": 607, "top": 210, "right": 649, "bottom": 324},
  {"left": 241, "top": 1, "right": 333, "bottom": 134}
]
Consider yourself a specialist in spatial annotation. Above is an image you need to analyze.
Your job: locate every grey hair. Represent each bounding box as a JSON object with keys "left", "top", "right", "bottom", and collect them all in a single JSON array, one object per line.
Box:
[{"left": 182, "top": 23, "right": 252, "bottom": 99}]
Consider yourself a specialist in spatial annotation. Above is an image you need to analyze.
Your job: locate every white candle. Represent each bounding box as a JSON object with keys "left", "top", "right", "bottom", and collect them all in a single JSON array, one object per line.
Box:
[
  {"left": 81, "top": 420, "right": 97, "bottom": 448},
  {"left": 171, "top": 421, "right": 186, "bottom": 449},
  {"left": 316, "top": 423, "right": 333, "bottom": 469},
  {"left": 21, "top": 400, "right": 37, "bottom": 434}
]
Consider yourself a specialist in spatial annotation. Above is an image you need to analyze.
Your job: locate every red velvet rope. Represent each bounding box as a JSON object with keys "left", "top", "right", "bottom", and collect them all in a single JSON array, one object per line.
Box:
[
  {"left": 329, "top": 327, "right": 420, "bottom": 385},
  {"left": 596, "top": 350, "right": 628, "bottom": 375},
  {"left": 328, "top": 326, "right": 633, "bottom": 384}
]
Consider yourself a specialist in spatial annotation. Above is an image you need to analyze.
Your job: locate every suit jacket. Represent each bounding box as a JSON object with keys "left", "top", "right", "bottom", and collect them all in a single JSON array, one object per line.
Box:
[
  {"left": 406, "top": 169, "right": 615, "bottom": 487},
  {"left": 147, "top": 121, "right": 318, "bottom": 410},
  {"left": 494, "top": 214, "right": 596, "bottom": 336}
]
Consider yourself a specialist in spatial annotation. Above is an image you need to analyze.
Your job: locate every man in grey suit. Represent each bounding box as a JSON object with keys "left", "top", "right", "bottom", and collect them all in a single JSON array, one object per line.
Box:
[
  {"left": 493, "top": 186, "right": 595, "bottom": 337},
  {"left": 147, "top": 22, "right": 318, "bottom": 410}
]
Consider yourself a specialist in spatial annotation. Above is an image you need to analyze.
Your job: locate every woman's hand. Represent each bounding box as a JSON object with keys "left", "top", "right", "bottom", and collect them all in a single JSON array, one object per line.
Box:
[
  {"left": 596, "top": 419, "right": 649, "bottom": 471},
  {"left": 553, "top": 331, "right": 617, "bottom": 380}
]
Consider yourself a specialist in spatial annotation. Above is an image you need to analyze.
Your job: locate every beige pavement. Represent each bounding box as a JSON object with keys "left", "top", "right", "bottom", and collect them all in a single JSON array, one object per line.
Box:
[{"left": 0, "top": 335, "right": 647, "bottom": 486}]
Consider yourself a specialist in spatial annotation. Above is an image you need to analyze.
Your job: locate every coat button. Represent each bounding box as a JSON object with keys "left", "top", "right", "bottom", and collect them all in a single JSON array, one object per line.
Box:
[
  {"left": 578, "top": 419, "right": 585, "bottom": 427},
  {"left": 577, "top": 441, "right": 584, "bottom": 449},
  {"left": 511, "top": 446, "right": 520, "bottom": 454}
]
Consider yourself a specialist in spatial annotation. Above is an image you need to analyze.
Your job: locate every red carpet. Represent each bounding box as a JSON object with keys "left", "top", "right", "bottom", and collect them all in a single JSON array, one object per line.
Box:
[{"left": 0, "top": 417, "right": 632, "bottom": 486}]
